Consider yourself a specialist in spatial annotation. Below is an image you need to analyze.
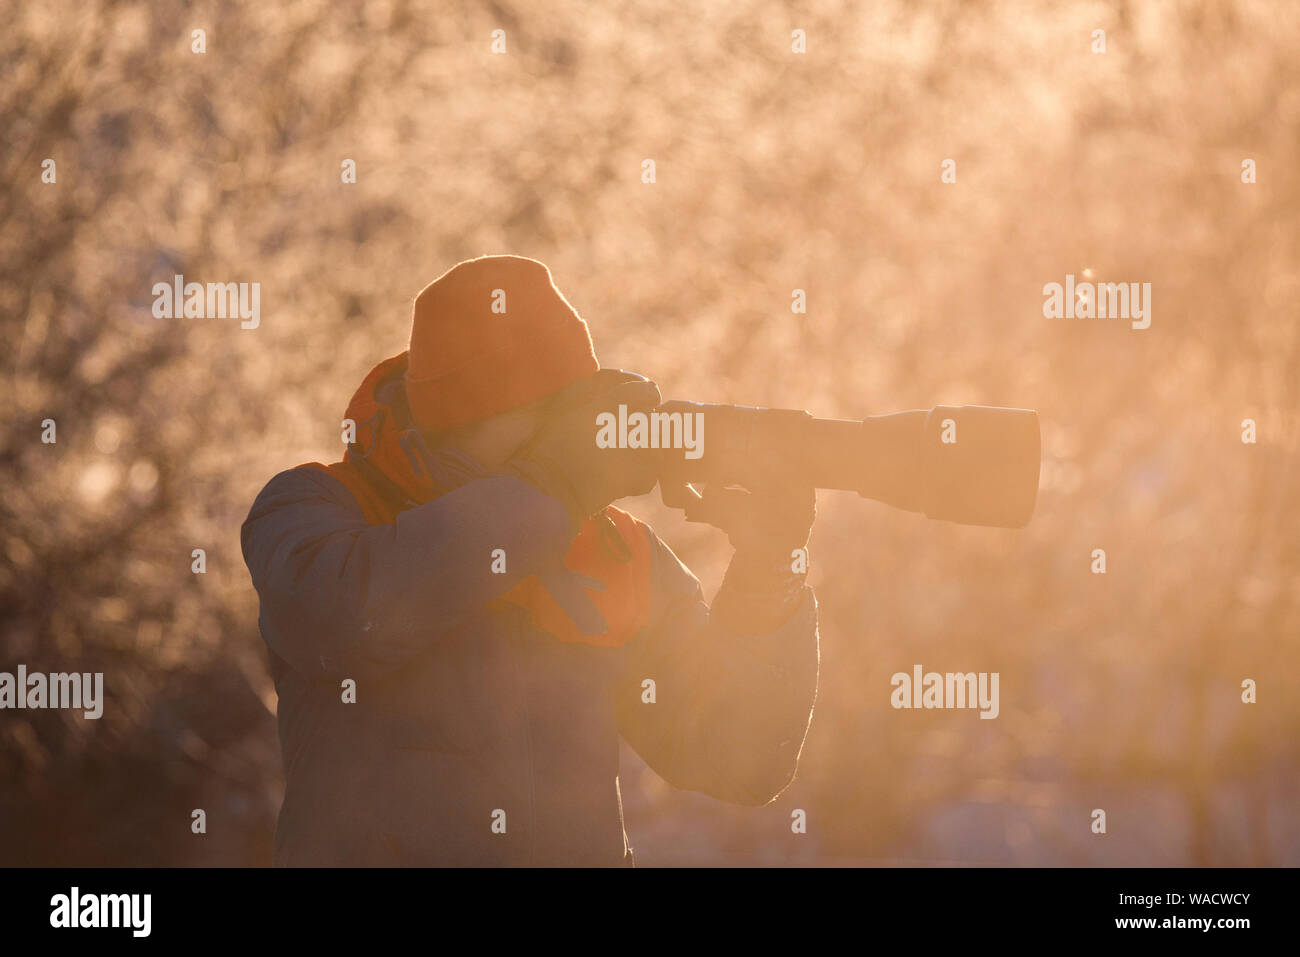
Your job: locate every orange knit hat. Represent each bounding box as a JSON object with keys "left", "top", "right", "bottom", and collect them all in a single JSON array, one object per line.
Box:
[{"left": 404, "top": 255, "right": 599, "bottom": 431}]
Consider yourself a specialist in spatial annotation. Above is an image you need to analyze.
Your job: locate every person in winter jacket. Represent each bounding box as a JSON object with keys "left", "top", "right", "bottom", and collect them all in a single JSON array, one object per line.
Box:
[{"left": 240, "top": 254, "right": 820, "bottom": 866}]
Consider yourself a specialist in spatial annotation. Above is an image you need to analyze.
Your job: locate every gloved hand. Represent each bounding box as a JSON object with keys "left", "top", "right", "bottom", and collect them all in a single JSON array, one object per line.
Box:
[
  {"left": 506, "top": 369, "right": 663, "bottom": 534},
  {"left": 683, "top": 483, "right": 815, "bottom": 564},
  {"left": 683, "top": 480, "right": 817, "bottom": 632}
]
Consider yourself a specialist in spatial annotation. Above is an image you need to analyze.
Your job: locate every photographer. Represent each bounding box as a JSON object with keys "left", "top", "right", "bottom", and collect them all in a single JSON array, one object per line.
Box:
[{"left": 240, "top": 255, "right": 819, "bottom": 866}]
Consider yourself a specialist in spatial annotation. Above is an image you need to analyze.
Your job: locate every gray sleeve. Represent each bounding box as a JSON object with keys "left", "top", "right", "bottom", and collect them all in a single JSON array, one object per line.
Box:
[
  {"left": 615, "top": 529, "right": 820, "bottom": 806},
  {"left": 240, "top": 466, "right": 573, "bottom": 679}
]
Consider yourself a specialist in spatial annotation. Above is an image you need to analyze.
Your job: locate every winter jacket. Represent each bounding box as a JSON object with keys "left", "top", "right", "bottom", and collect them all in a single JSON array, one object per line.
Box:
[{"left": 240, "top": 354, "right": 820, "bottom": 866}]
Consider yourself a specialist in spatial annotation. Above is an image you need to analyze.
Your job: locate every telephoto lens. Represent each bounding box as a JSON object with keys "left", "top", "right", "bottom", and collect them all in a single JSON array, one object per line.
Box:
[{"left": 653, "top": 400, "right": 1041, "bottom": 529}]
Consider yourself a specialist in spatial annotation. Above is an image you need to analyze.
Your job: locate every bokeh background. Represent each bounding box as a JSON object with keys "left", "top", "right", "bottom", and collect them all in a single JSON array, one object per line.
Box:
[{"left": 3, "top": 0, "right": 1298, "bottom": 865}]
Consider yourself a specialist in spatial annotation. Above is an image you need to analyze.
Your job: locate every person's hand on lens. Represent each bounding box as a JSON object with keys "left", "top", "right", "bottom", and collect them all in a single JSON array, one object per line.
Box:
[{"left": 506, "top": 369, "right": 662, "bottom": 533}]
